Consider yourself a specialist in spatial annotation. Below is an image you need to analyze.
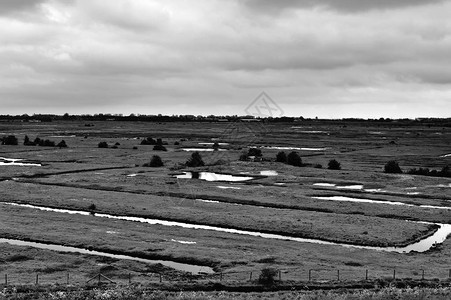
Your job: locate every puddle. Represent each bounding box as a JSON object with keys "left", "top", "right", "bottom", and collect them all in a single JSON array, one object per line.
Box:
[
  {"left": 127, "top": 174, "right": 138, "bottom": 177},
  {"left": 368, "top": 131, "right": 384, "bottom": 135},
  {"left": 196, "top": 199, "right": 221, "bottom": 203},
  {"left": 274, "top": 183, "right": 286, "bottom": 185},
  {"left": 312, "top": 196, "right": 451, "bottom": 211},
  {"left": 241, "top": 170, "right": 278, "bottom": 176},
  {"left": 48, "top": 135, "right": 76, "bottom": 138},
  {"left": 0, "top": 238, "right": 212, "bottom": 274},
  {"left": 253, "top": 146, "right": 328, "bottom": 151},
  {"left": 3, "top": 202, "right": 449, "bottom": 254},
  {"left": 216, "top": 186, "right": 242, "bottom": 190},
  {"left": 0, "top": 157, "right": 41, "bottom": 167},
  {"left": 313, "top": 183, "right": 336, "bottom": 187},
  {"left": 198, "top": 143, "right": 229, "bottom": 145},
  {"left": 175, "top": 172, "right": 255, "bottom": 182},
  {"left": 182, "top": 148, "right": 227, "bottom": 152},
  {"left": 336, "top": 185, "right": 364, "bottom": 190},
  {"left": 171, "top": 239, "right": 197, "bottom": 245}
]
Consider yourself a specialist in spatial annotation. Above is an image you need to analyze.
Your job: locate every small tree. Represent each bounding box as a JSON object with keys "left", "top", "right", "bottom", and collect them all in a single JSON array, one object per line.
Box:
[
  {"left": 57, "top": 140, "right": 67, "bottom": 148},
  {"left": 98, "top": 141, "right": 108, "bottom": 148},
  {"left": 258, "top": 268, "right": 278, "bottom": 286},
  {"left": 286, "top": 151, "right": 302, "bottom": 167},
  {"left": 153, "top": 144, "right": 167, "bottom": 151},
  {"left": 212, "top": 142, "right": 219, "bottom": 151},
  {"left": 147, "top": 155, "right": 164, "bottom": 167},
  {"left": 384, "top": 160, "right": 402, "bottom": 174},
  {"left": 248, "top": 148, "right": 262, "bottom": 157},
  {"left": 186, "top": 152, "right": 204, "bottom": 167},
  {"left": 328, "top": 159, "right": 341, "bottom": 170},
  {"left": 1, "top": 135, "right": 18, "bottom": 145},
  {"left": 276, "top": 151, "right": 287, "bottom": 163}
]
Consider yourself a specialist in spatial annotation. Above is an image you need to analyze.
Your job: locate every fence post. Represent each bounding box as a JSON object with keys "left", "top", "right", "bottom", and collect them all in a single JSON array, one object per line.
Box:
[
  {"left": 220, "top": 272, "right": 223, "bottom": 281},
  {"left": 365, "top": 269, "right": 368, "bottom": 281},
  {"left": 5, "top": 274, "right": 7, "bottom": 285},
  {"left": 67, "top": 273, "right": 69, "bottom": 285},
  {"left": 449, "top": 269, "right": 451, "bottom": 279},
  {"left": 36, "top": 274, "right": 39, "bottom": 285},
  {"left": 278, "top": 270, "right": 281, "bottom": 282},
  {"left": 98, "top": 273, "right": 101, "bottom": 285},
  {"left": 422, "top": 269, "right": 425, "bottom": 280},
  {"left": 308, "top": 269, "right": 312, "bottom": 282},
  {"left": 249, "top": 272, "right": 252, "bottom": 282},
  {"left": 337, "top": 270, "right": 340, "bottom": 281},
  {"left": 129, "top": 273, "right": 131, "bottom": 284},
  {"left": 393, "top": 269, "right": 396, "bottom": 280},
  {"left": 159, "top": 273, "right": 162, "bottom": 283}
]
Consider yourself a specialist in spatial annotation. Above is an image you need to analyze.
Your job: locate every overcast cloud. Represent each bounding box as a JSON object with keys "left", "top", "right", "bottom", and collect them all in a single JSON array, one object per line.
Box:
[{"left": 0, "top": 0, "right": 450, "bottom": 118}]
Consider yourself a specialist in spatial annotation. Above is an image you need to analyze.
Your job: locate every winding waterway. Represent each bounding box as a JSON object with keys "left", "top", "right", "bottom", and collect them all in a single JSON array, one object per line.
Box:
[
  {"left": 0, "top": 238, "right": 213, "bottom": 274},
  {"left": 3, "top": 202, "right": 450, "bottom": 254}
]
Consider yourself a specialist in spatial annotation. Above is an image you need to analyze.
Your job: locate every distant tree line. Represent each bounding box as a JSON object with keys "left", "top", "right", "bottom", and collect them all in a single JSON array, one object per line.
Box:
[
  {"left": 1, "top": 114, "right": 450, "bottom": 126},
  {"left": 1, "top": 135, "right": 67, "bottom": 147},
  {"left": 384, "top": 160, "right": 450, "bottom": 178}
]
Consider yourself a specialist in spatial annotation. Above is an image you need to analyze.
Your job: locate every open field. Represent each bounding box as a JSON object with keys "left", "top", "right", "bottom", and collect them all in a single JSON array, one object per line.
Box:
[{"left": 1, "top": 120, "right": 451, "bottom": 290}]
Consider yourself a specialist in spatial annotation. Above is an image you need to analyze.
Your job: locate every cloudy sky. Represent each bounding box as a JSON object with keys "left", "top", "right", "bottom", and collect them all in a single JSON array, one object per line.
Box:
[{"left": 1, "top": 0, "right": 450, "bottom": 118}]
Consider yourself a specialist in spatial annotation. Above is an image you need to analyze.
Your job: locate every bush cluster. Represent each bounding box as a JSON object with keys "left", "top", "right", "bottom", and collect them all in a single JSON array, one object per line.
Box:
[
  {"left": 23, "top": 136, "right": 66, "bottom": 147},
  {"left": 407, "top": 165, "right": 450, "bottom": 178},
  {"left": 275, "top": 151, "right": 302, "bottom": 167},
  {"left": 141, "top": 137, "right": 167, "bottom": 146},
  {"left": 1, "top": 135, "right": 18, "bottom": 145}
]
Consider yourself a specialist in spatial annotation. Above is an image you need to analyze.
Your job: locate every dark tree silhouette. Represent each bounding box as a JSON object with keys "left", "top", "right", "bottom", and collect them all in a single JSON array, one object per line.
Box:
[
  {"left": 384, "top": 160, "right": 403, "bottom": 173},
  {"left": 98, "top": 141, "right": 108, "bottom": 148},
  {"left": 145, "top": 155, "right": 164, "bottom": 167},
  {"left": 186, "top": 152, "right": 204, "bottom": 167},
  {"left": 286, "top": 151, "right": 302, "bottom": 167},
  {"left": 328, "top": 159, "right": 341, "bottom": 170},
  {"left": 276, "top": 151, "right": 287, "bottom": 163}
]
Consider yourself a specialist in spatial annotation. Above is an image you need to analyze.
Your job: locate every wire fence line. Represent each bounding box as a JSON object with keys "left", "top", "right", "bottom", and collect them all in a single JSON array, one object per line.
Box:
[{"left": 2, "top": 267, "right": 451, "bottom": 287}]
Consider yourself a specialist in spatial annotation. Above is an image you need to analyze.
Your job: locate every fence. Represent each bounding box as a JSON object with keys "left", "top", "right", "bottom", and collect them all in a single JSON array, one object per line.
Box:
[{"left": 2, "top": 267, "right": 451, "bottom": 287}]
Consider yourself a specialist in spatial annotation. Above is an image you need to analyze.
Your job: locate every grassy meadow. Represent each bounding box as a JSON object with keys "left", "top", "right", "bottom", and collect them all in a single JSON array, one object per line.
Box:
[{"left": 1, "top": 120, "right": 451, "bottom": 294}]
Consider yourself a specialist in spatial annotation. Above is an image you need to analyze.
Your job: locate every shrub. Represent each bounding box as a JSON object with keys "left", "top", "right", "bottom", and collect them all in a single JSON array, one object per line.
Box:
[
  {"left": 146, "top": 155, "right": 164, "bottom": 167},
  {"left": 258, "top": 267, "right": 278, "bottom": 286},
  {"left": 98, "top": 142, "right": 108, "bottom": 148},
  {"left": 212, "top": 142, "right": 219, "bottom": 151},
  {"left": 186, "top": 152, "right": 204, "bottom": 167},
  {"left": 328, "top": 159, "right": 341, "bottom": 170},
  {"left": 153, "top": 144, "right": 167, "bottom": 151},
  {"left": 1, "top": 135, "right": 18, "bottom": 145},
  {"left": 286, "top": 151, "right": 302, "bottom": 167},
  {"left": 141, "top": 137, "right": 156, "bottom": 145},
  {"left": 24, "top": 135, "right": 34, "bottom": 146},
  {"left": 248, "top": 148, "right": 262, "bottom": 157},
  {"left": 57, "top": 140, "right": 67, "bottom": 148},
  {"left": 384, "top": 160, "right": 403, "bottom": 173},
  {"left": 276, "top": 151, "right": 287, "bottom": 163},
  {"left": 88, "top": 204, "right": 96, "bottom": 211},
  {"left": 239, "top": 151, "right": 249, "bottom": 161}
]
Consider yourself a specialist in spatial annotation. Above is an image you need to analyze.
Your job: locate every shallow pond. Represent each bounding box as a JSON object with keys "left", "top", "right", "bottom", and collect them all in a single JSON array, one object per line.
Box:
[
  {"left": 0, "top": 157, "right": 41, "bottom": 167},
  {"left": 182, "top": 148, "right": 227, "bottom": 152},
  {"left": 0, "top": 238, "right": 212, "bottom": 274},
  {"left": 312, "top": 196, "right": 451, "bottom": 211},
  {"left": 3, "top": 202, "right": 449, "bottom": 254},
  {"left": 175, "top": 172, "right": 255, "bottom": 182}
]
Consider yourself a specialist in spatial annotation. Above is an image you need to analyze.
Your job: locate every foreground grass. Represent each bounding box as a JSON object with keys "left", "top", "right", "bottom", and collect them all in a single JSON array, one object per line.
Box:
[{"left": 2, "top": 286, "right": 451, "bottom": 300}]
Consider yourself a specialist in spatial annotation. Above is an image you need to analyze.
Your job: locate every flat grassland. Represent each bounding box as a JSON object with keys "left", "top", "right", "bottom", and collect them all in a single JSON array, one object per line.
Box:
[{"left": 1, "top": 120, "right": 450, "bottom": 286}]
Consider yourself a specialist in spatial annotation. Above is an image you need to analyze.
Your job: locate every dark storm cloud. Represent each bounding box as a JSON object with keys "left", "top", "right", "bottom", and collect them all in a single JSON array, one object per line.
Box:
[
  {"left": 244, "top": 0, "right": 448, "bottom": 12},
  {"left": 0, "top": 0, "right": 43, "bottom": 14}
]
